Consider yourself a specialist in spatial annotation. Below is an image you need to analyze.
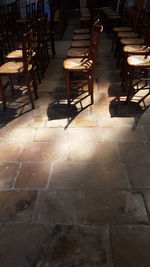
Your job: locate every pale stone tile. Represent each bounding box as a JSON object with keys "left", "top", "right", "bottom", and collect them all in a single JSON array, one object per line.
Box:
[
  {"left": 86, "top": 190, "right": 148, "bottom": 224},
  {"left": 111, "top": 226, "right": 150, "bottom": 267},
  {"left": 34, "top": 190, "right": 85, "bottom": 224}
]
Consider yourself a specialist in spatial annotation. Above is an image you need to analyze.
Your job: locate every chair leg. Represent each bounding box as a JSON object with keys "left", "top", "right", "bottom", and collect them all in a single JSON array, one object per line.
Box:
[
  {"left": 88, "top": 70, "right": 94, "bottom": 104},
  {"left": 0, "top": 78, "right": 6, "bottom": 111},
  {"left": 9, "top": 76, "right": 15, "bottom": 96},
  {"left": 33, "top": 55, "right": 41, "bottom": 84},
  {"left": 126, "top": 67, "right": 134, "bottom": 103},
  {"left": 111, "top": 32, "right": 116, "bottom": 52},
  {"left": 65, "top": 70, "right": 71, "bottom": 105},
  {"left": 121, "top": 54, "right": 128, "bottom": 89},
  {"left": 31, "top": 70, "right": 38, "bottom": 100},
  {"left": 51, "top": 33, "right": 56, "bottom": 58},
  {"left": 26, "top": 77, "right": 35, "bottom": 109}
]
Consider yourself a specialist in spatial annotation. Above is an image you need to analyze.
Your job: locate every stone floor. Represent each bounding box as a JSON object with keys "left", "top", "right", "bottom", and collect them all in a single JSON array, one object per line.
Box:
[{"left": 0, "top": 12, "right": 150, "bottom": 267}]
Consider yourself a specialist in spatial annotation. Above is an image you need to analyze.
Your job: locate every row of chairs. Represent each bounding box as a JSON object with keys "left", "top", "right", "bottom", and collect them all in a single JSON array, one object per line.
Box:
[
  {"left": 63, "top": 19, "right": 103, "bottom": 105},
  {"left": 104, "top": 0, "right": 150, "bottom": 103},
  {"left": 0, "top": 14, "right": 52, "bottom": 111}
]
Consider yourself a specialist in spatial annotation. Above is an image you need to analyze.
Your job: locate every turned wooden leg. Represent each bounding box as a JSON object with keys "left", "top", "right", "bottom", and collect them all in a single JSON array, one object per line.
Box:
[
  {"left": 88, "top": 70, "right": 94, "bottom": 104},
  {"left": 65, "top": 70, "right": 71, "bottom": 105},
  {"left": 0, "top": 77, "right": 6, "bottom": 111},
  {"left": 126, "top": 66, "right": 134, "bottom": 103}
]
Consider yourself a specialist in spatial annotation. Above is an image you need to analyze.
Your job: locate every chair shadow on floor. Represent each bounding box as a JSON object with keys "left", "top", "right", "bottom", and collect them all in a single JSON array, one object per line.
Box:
[
  {"left": 0, "top": 86, "right": 35, "bottom": 127},
  {"left": 108, "top": 83, "right": 150, "bottom": 127},
  {"left": 47, "top": 83, "right": 93, "bottom": 129}
]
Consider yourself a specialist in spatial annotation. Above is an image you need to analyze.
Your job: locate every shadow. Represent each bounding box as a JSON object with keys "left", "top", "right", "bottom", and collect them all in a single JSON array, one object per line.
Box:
[
  {"left": 0, "top": 88, "right": 35, "bottom": 127},
  {"left": 109, "top": 98, "right": 150, "bottom": 127},
  {"left": 47, "top": 84, "right": 93, "bottom": 129},
  {"left": 108, "top": 81, "right": 150, "bottom": 127}
]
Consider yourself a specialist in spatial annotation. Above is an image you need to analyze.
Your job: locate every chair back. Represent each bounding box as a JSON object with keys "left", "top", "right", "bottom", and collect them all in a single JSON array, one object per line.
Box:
[
  {"left": 37, "top": 0, "right": 44, "bottom": 16},
  {"left": 22, "top": 29, "right": 33, "bottom": 74},
  {"left": 88, "top": 23, "right": 103, "bottom": 64}
]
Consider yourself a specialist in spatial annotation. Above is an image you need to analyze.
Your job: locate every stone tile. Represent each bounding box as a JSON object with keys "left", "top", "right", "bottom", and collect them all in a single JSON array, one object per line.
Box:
[
  {"left": 0, "top": 223, "right": 113, "bottom": 267},
  {"left": 0, "top": 143, "right": 21, "bottom": 161},
  {"left": 34, "top": 190, "right": 85, "bottom": 223},
  {"left": 69, "top": 142, "right": 118, "bottom": 162},
  {"left": 0, "top": 223, "right": 51, "bottom": 267},
  {"left": 139, "top": 114, "right": 150, "bottom": 126},
  {"left": 117, "top": 142, "right": 150, "bottom": 163},
  {"left": 98, "top": 116, "right": 136, "bottom": 128},
  {"left": 50, "top": 161, "right": 130, "bottom": 189},
  {"left": 67, "top": 127, "right": 101, "bottom": 143},
  {"left": 15, "top": 162, "right": 51, "bottom": 189},
  {"left": 29, "top": 116, "right": 46, "bottom": 128},
  {"left": 91, "top": 104, "right": 110, "bottom": 115},
  {"left": 46, "top": 118, "right": 69, "bottom": 128},
  {"left": 143, "top": 190, "right": 150, "bottom": 218},
  {"left": 0, "top": 190, "right": 37, "bottom": 222},
  {"left": 5, "top": 116, "right": 30, "bottom": 128},
  {"left": 144, "top": 127, "right": 150, "bottom": 141},
  {"left": 18, "top": 142, "right": 69, "bottom": 162},
  {"left": 0, "top": 162, "right": 19, "bottom": 189},
  {"left": 70, "top": 115, "right": 98, "bottom": 127},
  {"left": 100, "top": 127, "right": 146, "bottom": 142},
  {"left": 127, "top": 163, "right": 150, "bottom": 189},
  {"left": 85, "top": 190, "right": 148, "bottom": 224},
  {"left": 0, "top": 128, "right": 35, "bottom": 144},
  {"left": 33, "top": 224, "right": 113, "bottom": 267},
  {"left": 111, "top": 225, "right": 150, "bottom": 267},
  {"left": 34, "top": 128, "right": 67, "bottom": 142}
]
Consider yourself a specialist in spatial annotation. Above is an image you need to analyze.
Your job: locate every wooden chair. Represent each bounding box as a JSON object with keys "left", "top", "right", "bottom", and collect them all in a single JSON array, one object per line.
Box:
[
  {"left": 37, "top": 0, "right": 45, "bottom": 16},
  {"left": 67, "top": 19, "right": 102, "bottom": 58},
  {"left": 0, "top": 29, "right": 38, "bottom": 111},
  {"left": 63, "top": 24, "right": 103, "bottom": 105},
  {"left": 123, "top": 51, "right": 150, "bottom": 103}
]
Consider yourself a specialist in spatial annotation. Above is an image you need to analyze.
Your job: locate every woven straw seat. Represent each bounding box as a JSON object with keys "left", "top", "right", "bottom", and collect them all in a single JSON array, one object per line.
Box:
[
  {"left": 63, "top": 58, "right": 92, "bottom": 71},
  {"left": 67, "top": 48, "right": 89, "bottom": 58},
  {"left": 113, "top": 27, "right": 132, "bottom": 32},
  {"left": 118, "top": 32, "right": 138, "bottom": 38},
  {"left": 70, "top": 40, "right": 90, "bottom": 48},
  {"left": 73, "top": 34, "right": 91, "bottom": 40},
  {"left": 74, "top": 29, "right": 90, "bottom": 34},
  {"left": 123, "top": 45, "right": 148, "bottom": 53},
  {"left": 121, "top": 38, "right": 144, "bottom": 45},
  {"left": 127, "top": 55, "right": 150, "bottom": 66}
]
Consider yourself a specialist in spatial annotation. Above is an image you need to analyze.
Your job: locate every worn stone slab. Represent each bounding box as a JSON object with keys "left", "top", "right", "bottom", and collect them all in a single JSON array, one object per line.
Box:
[
  {"left": 0, "top": 190, "right": 37, "bottom": 222},
  {"left": 4, "top": 116, "right": 30, "bottom": 128},
  {"left": 34, "top": 190, "right": 85, "bottom": 224},
  {"left": 143, "top": 190, "right": 150, "bottom": 218},
  {"left": 0, "top": 128, "right": 35, "bottom": 144},
  {"left": 18, "top": 142, "right": 69, "bottom": 162},
  {"left": 144, "top": 127, "right": 150, "bottom": 141},
  {"left": 0, "top": 162, "right": 19, "bottom": 189},
  {"left": 69, "top": 115, "right": 98, "bottom": 127},
  {"left": 111, "top": 225, "right": 150, "bottom": 267},
  {"left": 85, "top": 190, "right": 148, "bottom": 224},
  {"left": 98, "top": 116, "right": 135, "bottom": 128},
  {"left": 67, "top": 128, "right": 102, "bottom": 143},
  {"left": 50, "top": 161, "right": 130, "bottom": 189},
  {"left": 0, "top": 224, "right": 113, "bottom": 267},
  {"left": 15, "top": 162, "right": 51, "bottom": 189},
  {"left": 0, "top": 223, "right": 50, "bottom": 267},
  {"left": 34, "top": 128, "right": 68, "bottom": 142},
  {"left": 29, "top": 116, "right": 47, "bottom": 128},
  {"left": 0, "top": 143, "right": 21, "bottom": 161},
  {"left": 99, "top": 127, "right": 146, "bottom": 142},
  {"left": 69, "top": 142, "right": 118, "bottom": 162},
  {"left": 117, "top": 142, "right": 150, "bottom": 163},
  {"left": 127, "top": 163, "right": 150, "bottom": 189}
]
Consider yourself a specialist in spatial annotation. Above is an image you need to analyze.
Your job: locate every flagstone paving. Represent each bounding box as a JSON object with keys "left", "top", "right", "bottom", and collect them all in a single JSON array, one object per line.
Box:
[{"left": 0, "top": 12, "right": 150, "bottom": 267}]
